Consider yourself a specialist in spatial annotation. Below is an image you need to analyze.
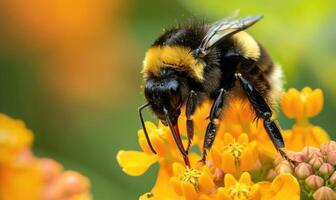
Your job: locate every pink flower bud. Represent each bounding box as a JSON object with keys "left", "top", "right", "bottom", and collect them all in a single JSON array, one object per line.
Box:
[
  {"left": 276, "top": 160, "right": 293, "bottom": 174},
  {"left": 330, "top": 171, "right": 336, "bottom": 185},
  {"left": 291, "top": 152, "right": 306, "bottom": 163},
  {"left": 319, "top": 163, "right": 334, "bottom": 177},
  {"left": 313, "top": 186, "right": 336, "bottom": 200},
  {"left": 309, "top": 157, "right": 324, "bottom": 169},
  {"left": 295, "top": 163, "right": 313, "bottom": 179},
  {"left": 320, "top": 141, "right": 336, "bottom": 154},
  {"left": 327, "top": 151, "right": 336, "bottom": 165},
  {"left": 305, "top": 175, "right": 324, "bottom": 190},
  {"left": 309, "top": 151, "right": 323, "bottom": 160},
  {"left": 302, "top": 146, "right": 320, "bottom": 159}
]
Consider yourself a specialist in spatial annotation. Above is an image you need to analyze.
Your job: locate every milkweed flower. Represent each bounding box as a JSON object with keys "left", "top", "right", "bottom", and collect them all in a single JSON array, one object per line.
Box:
[
  {"left": 210, "top": 133, "right": 259, "bottom": 175},
  {"left": 0, "top": 114, "right": 92, "bottom": 200},
  {"left": 281, "top": 87, "right": 329, "bottom": 150},
  {"left": 117, "top": 87, "right": 334, "bottom": 199},
  {"left": 271, "top": 141, "right": 336, "bottom": 200}
]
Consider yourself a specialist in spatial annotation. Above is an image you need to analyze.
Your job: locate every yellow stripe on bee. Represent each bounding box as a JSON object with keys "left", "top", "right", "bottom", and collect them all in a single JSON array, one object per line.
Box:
[
  {"left": 231, "top": 31, "right": 260, "bottom": 61},
  {"left": 142, "top": 46, "right": 206, "bottom": 81}
]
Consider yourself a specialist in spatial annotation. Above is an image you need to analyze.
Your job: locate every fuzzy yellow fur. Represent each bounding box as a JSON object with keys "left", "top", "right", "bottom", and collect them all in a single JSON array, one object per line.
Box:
[
  {"left": 231, "top": 31, "right": 260, "bottom": 61},
  {"left": 142, "top": 46, "right": 206, "bottom": 81}
]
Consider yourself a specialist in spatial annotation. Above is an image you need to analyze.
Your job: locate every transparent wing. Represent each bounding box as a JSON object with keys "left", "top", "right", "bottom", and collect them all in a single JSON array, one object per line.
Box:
[{"left": 196, "top": 15, "right": 263, "bottom": 57}]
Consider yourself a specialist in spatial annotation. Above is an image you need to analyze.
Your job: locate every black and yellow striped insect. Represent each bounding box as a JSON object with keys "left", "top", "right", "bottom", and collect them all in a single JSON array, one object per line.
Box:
[{"left": 138, "top": 15, "right": 293, "bottom": 166}]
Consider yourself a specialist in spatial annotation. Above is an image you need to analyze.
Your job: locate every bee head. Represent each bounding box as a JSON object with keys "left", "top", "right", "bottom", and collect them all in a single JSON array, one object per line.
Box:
[{"left": 144, "top": 69, "right": 188, "bottom": 125}]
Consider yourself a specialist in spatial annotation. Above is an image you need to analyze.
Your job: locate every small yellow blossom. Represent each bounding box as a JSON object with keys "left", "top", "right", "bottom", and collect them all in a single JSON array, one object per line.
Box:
[
  {"left": 0, "top": 114, "right": 33, "bottom": 163},
  {"left": 281, "top": 87, "right": 329, "bottom": 151},
  {"left": 215, "top": 172, "right": 260, "bottom": 200},
  {"left": 170, "top": 162, "right": 216, "bottom": 200},
  {"left": 281, "top": 87, "right": 323, "bottom": 119},
  {"left": 210, "top": 133, "right": 258, "bottom": 175}
]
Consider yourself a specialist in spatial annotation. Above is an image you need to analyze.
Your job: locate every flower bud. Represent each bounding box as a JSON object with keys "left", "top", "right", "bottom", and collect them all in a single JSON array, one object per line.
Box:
[
  {"left": 291, "top": 152, "right": 305, "bottom": 163},
  {"left": 313, "top": 186, "right": 336, "bottom": 200},
  {"left": 302, "top": 146, "right": 320, "bottom": 159},
  {"left": 308, "top": 151, "right": 323, "bottom": 160},
  {"left": 329, "top": 171, "right": 336, "bottom": 185},
  {"left": 275, "top": 160, "right": 293, "bottom": 174},
  {"left": 309, "top": 157, "right": 324, "bottom": 169},
  {"left": 294, "top": 163, "right": 312, "bottom": 179},
  {"left": 319, "top": 163, "right": 334, "bottom": 178},
  {"left": 305, "top": 175, "right": 324, "bottom": 190},
  {"left": 320, "top": 141, "right": 336, "bottom": 154},
  {"left": 327, "top": 151, "right": 336, "bottom": 165}
]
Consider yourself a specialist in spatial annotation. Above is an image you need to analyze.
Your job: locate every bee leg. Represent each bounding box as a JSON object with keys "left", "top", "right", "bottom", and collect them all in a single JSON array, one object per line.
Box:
[
  {"left": 138, "top": 103, "right": 157, "bottom": 154},
  {"left": 235, "top": 73, "right": 298, "bottom": 166},
  {"left": 185, "top": 90, "right": 197, "bottom": 154},
  {"left": 200, "top": 88, "right": 226, "bottom": 163}
]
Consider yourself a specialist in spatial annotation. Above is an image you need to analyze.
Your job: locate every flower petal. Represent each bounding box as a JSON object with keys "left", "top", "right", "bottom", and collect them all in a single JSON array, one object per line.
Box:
[
  {"left": 281, "top": 88, "right": 304, "bottom": 119},
  {"left": 199, "top": 172, "right": 215, "bottom": 194},
  {"left": 116, "top": 150, "right": 157, "bottom": 176},
  {"left": 239, "top": 172, "right": 252, "bottom": 185},
  {"left": 305, "top": 88, "right": 323, "bottom": 117},
  {"left": 224, "top": 173, "right": 237, "bottom": 187},
  {"left": 261, "top": 173, "right": 300, "bottom": 200},
  {"left": 221, "top": 152, "right": 236, "bottom": 174},
  {"left": 181, "top": 182, "right": 198, "bottom": 200},
  {"left": 237, "top": 133, "right": 249, "bottom": 144}
]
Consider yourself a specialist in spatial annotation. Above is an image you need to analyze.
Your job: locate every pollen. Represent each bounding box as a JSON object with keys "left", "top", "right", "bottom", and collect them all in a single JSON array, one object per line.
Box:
[
  {"left": 182, "top": 167, "right": 201, "bottom": 188},
  {"left": 228, "top": 182, "right": 251, "bottom": 200},
  {"left": 224, "top": 141, "right": 246, "bottom": 161}
]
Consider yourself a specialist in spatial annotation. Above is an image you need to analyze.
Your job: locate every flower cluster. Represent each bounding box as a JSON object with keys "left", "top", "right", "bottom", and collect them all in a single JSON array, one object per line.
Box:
[
  {"left": 117, "top": 87, "right": 334, "bottom": 200},
  {"left": 270, "top": 141, "right": 336, "bottom": 199},
  {"left": 0, "top": 114, "right": 92, "bottom": 200}
]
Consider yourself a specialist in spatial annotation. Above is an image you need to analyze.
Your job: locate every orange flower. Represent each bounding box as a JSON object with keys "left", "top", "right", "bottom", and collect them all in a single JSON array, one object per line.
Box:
[
  {"left": 215, "top": 172, "right": 260, "bottom": 200},
  {"left": 210, "top": 133, "right": 259, "bottom": 175},
  {"left": 0, "top": 114, "right": 33, "bottom": 163},
  {"left": 281, "top": 87, "right": 329, "bottom": 151},
  {"left": 170, "top": 162, "right": 216, "bottom": 200},
  {"left": 282, "top": 87, "right": 323, "bottom": 119}
]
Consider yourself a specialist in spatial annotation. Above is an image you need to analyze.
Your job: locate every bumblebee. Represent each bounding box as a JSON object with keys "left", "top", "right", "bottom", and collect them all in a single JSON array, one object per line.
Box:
[{"left": 139, "top": 15, "right": 293, "bottom": 166}]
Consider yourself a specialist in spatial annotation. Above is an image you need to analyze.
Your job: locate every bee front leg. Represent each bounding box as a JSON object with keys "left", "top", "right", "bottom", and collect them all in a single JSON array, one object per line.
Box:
[
  {"left": 200, "top": 88, "right": 226, "bottom": 163},
  {"left": 235, "top": 73, "right": 298, "bottom": 166},
  {"left": 185, "top": 90, "right": 197, "bottom": 154}
]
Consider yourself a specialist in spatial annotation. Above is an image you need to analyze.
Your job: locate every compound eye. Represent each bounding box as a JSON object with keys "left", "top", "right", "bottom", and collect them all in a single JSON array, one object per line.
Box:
[{"left": 167, "top": 80, "right": 182, "bottom": 108}]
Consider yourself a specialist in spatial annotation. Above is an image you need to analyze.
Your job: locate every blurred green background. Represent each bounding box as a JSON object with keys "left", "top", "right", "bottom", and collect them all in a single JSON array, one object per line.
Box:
[{"left": 0, "top": 0, "right": 335, "bottom": 199}]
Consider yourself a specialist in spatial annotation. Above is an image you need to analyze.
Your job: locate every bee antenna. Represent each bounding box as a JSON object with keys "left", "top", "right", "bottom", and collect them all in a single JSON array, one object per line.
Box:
[{"left": 138, "top": 102, "right": 157, "bottom": 154}]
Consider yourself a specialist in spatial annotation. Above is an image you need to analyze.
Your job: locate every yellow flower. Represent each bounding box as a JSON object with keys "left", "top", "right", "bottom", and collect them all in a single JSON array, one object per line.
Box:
[
  {"left": 281, "top": 87, "right": 329, "bottom": 151},
  {"left": 0, "top": 114, "right": 33, "bottom": 163},
  {"left": 0, "top": 114, "right": 92, "bottom": 200},
  {"left": 0, "top": 150, "right": 42, "bottom": 200},
  {"left": 117, "top": 87, "right": 329, "bottom": 199},
  {"left": 259, "top": 173, "right": 300, "bottom": 200},
  {"left": 210, "top": 133, "right": 259, "bottom": 175},
  {"left": 215, "top": 172, "right": 260, "bottom": 200},
  {"left": 117, "top": 122, "right": 196, "bottom": 199},
  {"left": 282, "top": 87, "right": 323, "bottom": 119},
  {"left": 170, "top": 162, "right": 216, "bottom": 200}
]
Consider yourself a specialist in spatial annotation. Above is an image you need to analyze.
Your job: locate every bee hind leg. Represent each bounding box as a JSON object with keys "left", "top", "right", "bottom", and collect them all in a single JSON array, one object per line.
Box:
[
  {"left": 185, "top": 90, "right": 197, "bottom": 154},
  {"left": 200, "top": 88, "right": 226, "bottom": 163},
  {"left": 235, "top": 73, "right": 298, "bottom": 166}
]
